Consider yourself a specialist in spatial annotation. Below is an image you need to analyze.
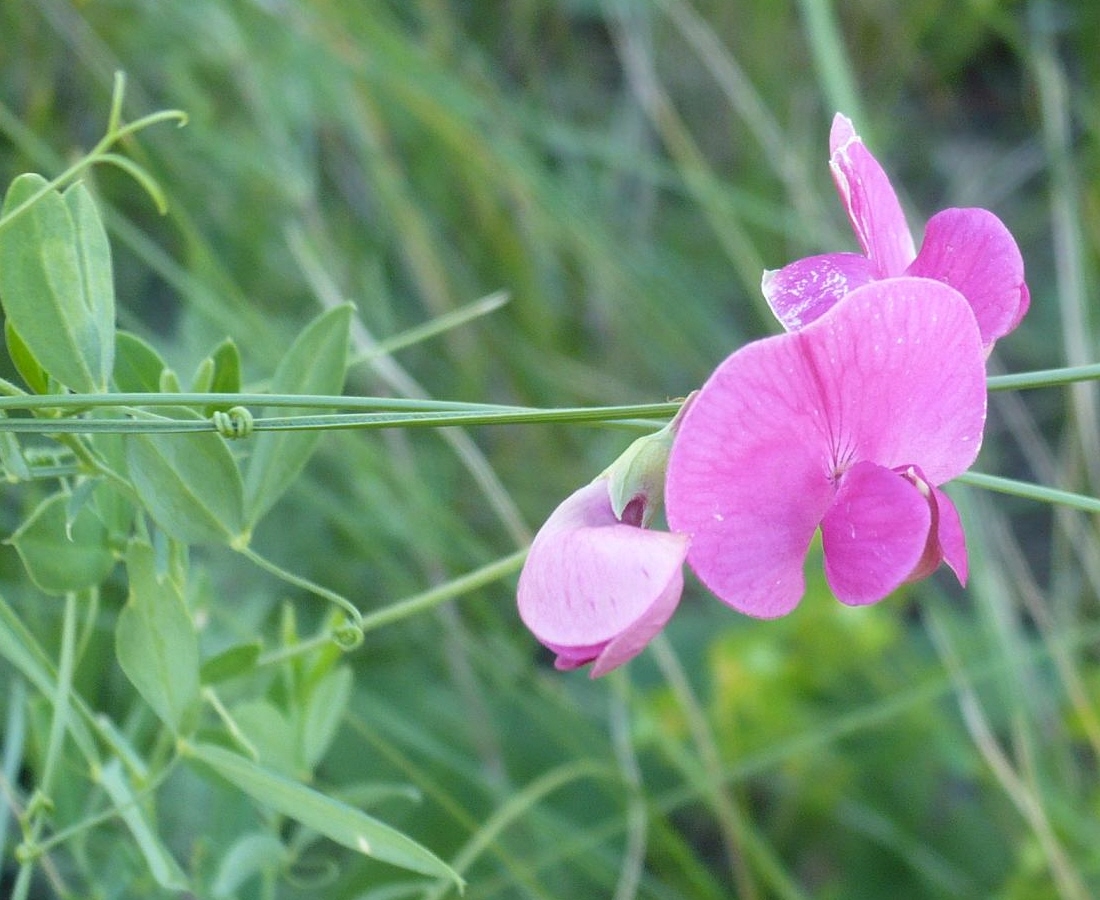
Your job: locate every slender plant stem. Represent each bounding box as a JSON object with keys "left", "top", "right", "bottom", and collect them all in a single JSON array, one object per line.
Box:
[
  {"left": 987, "top": 362, "right": 1100, "bottom": 392},
  {"left": 11, "top": 592, "right": 80, "bottom": 900},
  {"left": 0, "top": 402, "right": 681, "bottom": 434},
  {"left": 235, "top": 545, "right": 363, "bottom": 641},
  {"left": 359, "top": 550, "right": 527, "bottom": 634},
  {"left": 955, "top": 471, "right": 1100, "bottom": 515}
]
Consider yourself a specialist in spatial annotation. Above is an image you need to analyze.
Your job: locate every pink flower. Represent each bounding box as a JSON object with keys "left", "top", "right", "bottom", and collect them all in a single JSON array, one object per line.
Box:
[
  {"left": 763, "top": 114, "right": 1029, "bottom": 347},
  {"left": 517, "top": 478, "right": 689, "bottom": 677},
  {"left": 665, "top": 276, "right": 986, "bottom": 618}
]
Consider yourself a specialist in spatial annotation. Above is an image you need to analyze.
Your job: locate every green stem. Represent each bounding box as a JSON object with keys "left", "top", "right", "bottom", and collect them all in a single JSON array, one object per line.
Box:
[
  {"left": 235, "top": 545, "right": 363, "bottom": 645},
  {"left": 0, "top": 72, "right": 185, "bottom": 236},
  {"left": 359, "top": 549, "right": 527, "bottom": 634},
  {"left": 11, "top": 592, "right": 80, "bottom": 900},
  {"left": 254, "top": 631, "right": 337, "bottom": 668},
  {"left": 986, "top": 362, "right": 1100, "bottom": 392},
  {"left": 0, "top": 390, "right": 675, "bottom": 415},
  {"left": 956, "top": 471, "right": 1100, "bottom": 514},
  {"left": 0, "top": 402, "right": 681, "bottom": 435}
]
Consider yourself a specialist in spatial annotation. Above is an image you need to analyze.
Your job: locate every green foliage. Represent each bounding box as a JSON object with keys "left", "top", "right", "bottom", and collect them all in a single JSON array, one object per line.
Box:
[
  {"left": 8, "top": 491, "right": 115, "bottom": 594},
  {"left": 0, "top": 1, "right": 1099, "bottom": 899},
  {"left": 115, "top": 540, "right": 200, "bottom": 733},
  {"left": 182, "top": 741, "right": 464, "bottom": 890},
  {"left": 125, "top": 418, "right": 248, "bottom": 547},
  {"left": 0, "top": 175, "right": 114, "bottom": 393},
  {"left": 243, "top": 303, "right": 351, "bottom": 523}
]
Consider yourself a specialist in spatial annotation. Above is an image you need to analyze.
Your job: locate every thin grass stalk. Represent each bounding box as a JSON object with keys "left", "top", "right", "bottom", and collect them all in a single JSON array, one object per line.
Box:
[
  {"left": 927, "top": 609, "right": 1090, "bottom": 900},
  {"left": 650, "top": 634, "right": 760, "bottom": 900}
]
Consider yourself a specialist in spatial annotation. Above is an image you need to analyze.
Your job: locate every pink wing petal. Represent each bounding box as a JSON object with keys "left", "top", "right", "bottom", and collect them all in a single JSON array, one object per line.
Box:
[
  {"left": 517, "top": 480, "right": 688, "bottom": 654},
  {"left": 804, "top": 277, "right": 987, "bottom": 485},
  {"left": 762, "top": 252, "right": 875, "bottom": 331},
  {"left": 821, "top": 461, "right": 932, "bottom": 605},
  {"left": 829, "top": 113, "right": 916, "bottom": 278},
  {"left": 931, "top": 485, "right": 968, "bottom": 584},
  {"left": 590, "top": 567, "right": 684, "bottom": 677},
  {"left": 665, "top": 334, "right": 838, "bottom": 618},
  {"left": 906, "top": 207, "right": 1029, "bottom": 346}
]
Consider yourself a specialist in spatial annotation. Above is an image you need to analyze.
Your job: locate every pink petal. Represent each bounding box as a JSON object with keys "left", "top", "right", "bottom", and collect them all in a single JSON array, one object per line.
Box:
[
  {"left": 931, "top": 485, "right": 967, "bottom": 584},
  {"left": 590, "top": 568, "right": 684, "bottom": 677},
  {"left": 517, "top": 480, "right": 688, "bottom": 671},
  {"left": 804, "top": 277, "right": 987, "bottom": 485},
  {"left": 829, "top": 113, "right": 916, "bottom": 278},
  {"left": 665, "top": 333, "right": 837, "bottom": 618},
  {"left": 906, "top": 207, "right": 1029, "bottom": 346},
  {"left": 762, "top": 252, "right": 875, "bottom": 330},
  {"left": 821, "top": 461, "right": 932, "bottom": 605},
  {"left": 666, "top": 276, "right": 986, "bottom": 617}
]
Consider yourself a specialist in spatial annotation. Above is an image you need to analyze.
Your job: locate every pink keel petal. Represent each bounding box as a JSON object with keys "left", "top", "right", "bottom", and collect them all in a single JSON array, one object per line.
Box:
[
  {"left": 517, "top": 480, "right": 688, "bottom": 671},
  {"left": 762, "top": 252, "right": 875, "bottom": 330},
  {"left": 829, "top": 114, "right": 916, "bottom": 278},
  {"left": 906, "top": 207, "right": 1029, "bottom": 345},
  {"left": 822, "top": 461, "right": 932, "bottom": 605}
]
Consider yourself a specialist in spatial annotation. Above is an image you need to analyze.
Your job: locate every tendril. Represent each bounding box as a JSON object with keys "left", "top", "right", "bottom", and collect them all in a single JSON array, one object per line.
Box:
[{"left": 212, "top": 406, "right": 254, "bottom": 440}]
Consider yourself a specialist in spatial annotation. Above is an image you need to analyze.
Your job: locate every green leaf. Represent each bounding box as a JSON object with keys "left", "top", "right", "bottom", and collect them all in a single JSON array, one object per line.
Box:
[
  {"left": 0, "top": 173, "right": 112, "bottom": 392},
  {"left": 8, "top": 491, "right": 116, "bottom": 594},
  {"left": 0, "top": 592, "right": 97, "bottom": 760},
  {"left": 183, "top": 740, "right": 463, "bottom": 889},
  {"left": 211, "top": 832, "right": 286, "bottom": 899},
  {"left": 204, "top": 337, "right": 242, "bottom": 414},
  {"left": 301, "top": 664, "right": 352, "bottom": 770},
  {"left": 230, "top": 700, "right": 299, "bottom": 778},
  {"left": 125, "top": 414, "right": 247, "bottom": 546},
  {"left": 200, "top": 641, "right": 262, "bottom": 684},
  {"left": 244, "top": 305, "right": 351, "bottom": 523},
  {"left": 113, "top": 331, "right": 167, "bottom": 393},
  {"left": 98, "top": 758, "right": 190, "bottom": 891},
  {"left": 115, "top": 540, "right": 200, "bottom": 733},
  {"left": 5, "top": 321, "right": 50, "bottom": 395},
  {"left": 65, "top": 181, "right": 116, "bottom": 380},
  {"left": 0, "top": 415, "right": 30, "bottom": 482}
]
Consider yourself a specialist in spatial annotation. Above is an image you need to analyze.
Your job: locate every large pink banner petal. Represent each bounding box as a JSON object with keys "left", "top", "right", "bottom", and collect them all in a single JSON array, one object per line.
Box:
[
  {"left": 665, "top": 337, "right": 836, "bottom": 618},
  {"left": 667, "top": 275, "right": 987, "bottom": 616},
  {"left": 801, "top": 277, "right": 987, "bottom": 484}
]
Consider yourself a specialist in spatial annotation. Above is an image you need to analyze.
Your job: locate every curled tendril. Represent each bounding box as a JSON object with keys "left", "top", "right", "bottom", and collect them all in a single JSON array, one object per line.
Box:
[
  {"left": 331, "top": 617, "right": 365, "bottom": 651},
  {"left": 212, "top": 406, "right": 254, "bottom": 440}
]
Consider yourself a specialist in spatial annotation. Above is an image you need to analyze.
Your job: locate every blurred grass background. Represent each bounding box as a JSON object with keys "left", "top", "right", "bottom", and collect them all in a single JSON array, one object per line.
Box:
[{"left": 2, "top": 0, "right": 1100, "bottom": 897}]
